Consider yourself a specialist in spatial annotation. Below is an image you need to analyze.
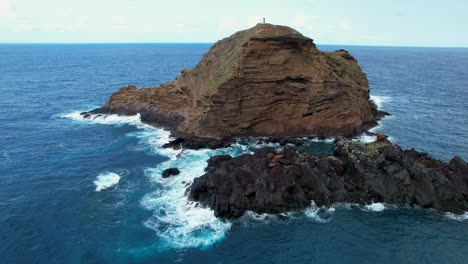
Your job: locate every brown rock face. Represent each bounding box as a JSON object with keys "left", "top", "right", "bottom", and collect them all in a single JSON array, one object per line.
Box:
[{"left": 91, "top": 23, "right": 382, "bottom": 139}]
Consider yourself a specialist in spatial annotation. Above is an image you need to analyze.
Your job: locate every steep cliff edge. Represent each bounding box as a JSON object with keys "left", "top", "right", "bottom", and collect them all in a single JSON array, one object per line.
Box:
[{"left": 89, "top": 23, "right": 383, "bottom": 139}]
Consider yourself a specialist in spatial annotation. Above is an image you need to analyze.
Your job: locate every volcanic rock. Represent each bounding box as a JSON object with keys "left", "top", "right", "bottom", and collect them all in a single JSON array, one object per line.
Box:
[
  {"left": 188, "top": 140, "right": 468, "bottom": 218},
  {"left": 87, "top": 23, "right": 383, "bottom": 140},
  {"left": 162, "top": 168, "right": 180, "bottom": 178},
  {"left": 376, "top": 133, "right": 388, "bottom": 143}
]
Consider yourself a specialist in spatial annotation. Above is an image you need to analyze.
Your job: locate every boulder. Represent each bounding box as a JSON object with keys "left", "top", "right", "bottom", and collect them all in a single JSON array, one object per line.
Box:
[
  {"left": 162, "top": 168, "right": 180, "bottom": 178},
  {"left": 376, "top": 133, "right": 388, "bottom": 143}
]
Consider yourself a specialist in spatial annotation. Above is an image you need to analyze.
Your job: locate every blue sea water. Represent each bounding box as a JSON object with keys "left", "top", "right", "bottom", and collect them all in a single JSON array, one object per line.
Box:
[{"left": 0, "top": 43, "right": 467, "bottom": 263}]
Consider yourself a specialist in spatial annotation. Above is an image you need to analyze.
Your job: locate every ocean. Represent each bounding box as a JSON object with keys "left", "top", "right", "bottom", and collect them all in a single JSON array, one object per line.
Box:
[{"left": 0, "top": 43, "right": 467, "bottom": 263}]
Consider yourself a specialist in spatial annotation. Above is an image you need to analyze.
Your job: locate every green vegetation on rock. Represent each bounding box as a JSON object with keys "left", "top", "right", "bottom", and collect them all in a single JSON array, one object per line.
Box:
[
  {"left": 326, "top": 51, "right": 370, "bottom": 92},
  {"left": 341, "top": 140, "right": 390, "bottom": 160}
]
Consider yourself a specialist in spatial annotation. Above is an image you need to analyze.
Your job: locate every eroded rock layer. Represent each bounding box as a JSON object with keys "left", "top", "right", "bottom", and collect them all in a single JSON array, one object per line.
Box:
[
  {"left": 189, "top": 139, "right": 468, "bottom": 218},
  {"left": 90, "top": 23, "right": 383, "bottom": 139}
]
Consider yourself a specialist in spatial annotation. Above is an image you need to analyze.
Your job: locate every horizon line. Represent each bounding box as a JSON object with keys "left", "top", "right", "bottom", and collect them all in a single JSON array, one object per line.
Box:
[{"left": 0, "top": 42, "right": 467, "bottom": 49}]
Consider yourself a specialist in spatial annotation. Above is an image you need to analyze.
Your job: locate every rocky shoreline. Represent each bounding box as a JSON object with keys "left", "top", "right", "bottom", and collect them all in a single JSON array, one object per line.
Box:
[{"left": 189, "top": 137, "right": 467, "bottom": 219}]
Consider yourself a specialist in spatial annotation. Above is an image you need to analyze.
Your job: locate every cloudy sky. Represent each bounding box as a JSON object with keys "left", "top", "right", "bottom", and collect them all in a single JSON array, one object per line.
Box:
[{"left": 1, "top": 0, "right": 467, "bottom": 47}]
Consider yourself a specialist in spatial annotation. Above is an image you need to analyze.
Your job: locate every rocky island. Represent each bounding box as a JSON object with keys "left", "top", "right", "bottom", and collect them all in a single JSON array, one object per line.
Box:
[
  {"left": 84, "top": 23, "right": 467, "bottom": 218},
  {"left": 86, "top": 23, "right": 384, "bottom": 141}
]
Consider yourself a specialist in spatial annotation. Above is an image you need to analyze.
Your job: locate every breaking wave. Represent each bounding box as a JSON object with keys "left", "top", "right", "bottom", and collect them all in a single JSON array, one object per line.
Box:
[
  {"left": 362, "top": 202, "right": 386, "bottom": 212},
  {"left": 370, "top": 95, "right": 391, "bottom": 110},
  {"left": 60, "top": 111, "right": 144, "bottom": 127},
  {"left": 303, "top": 201, "right": 336, "bottom": 223},
  {"left": 59, "top": 111, "right": 179, "bottom": 158},
  {"left": 356, "top": 134, "right": 377, "bottom": 143},
  {"left": 141, "top": 148, "right": 232, "bottom": 249},
  {"left": 445, "top": 212, "right": 468, "bottom": 221},
  {"left": 358, "top": 94, "right": 395, "bottom": 142}
]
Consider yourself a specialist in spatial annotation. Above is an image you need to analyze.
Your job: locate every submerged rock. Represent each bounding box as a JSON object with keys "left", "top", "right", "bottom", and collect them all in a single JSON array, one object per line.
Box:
[
  {"left": 87, "top": 23, "right": 384, "bottom": 141},
  {"left": 188, "top": 139, "right": 468, "bottom": 219}
]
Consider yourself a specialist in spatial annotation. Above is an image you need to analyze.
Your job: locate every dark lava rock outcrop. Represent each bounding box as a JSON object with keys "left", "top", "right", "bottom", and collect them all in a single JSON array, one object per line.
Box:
[
  {"left": 162, "top": 168, "right": 180, "bottom": 178},
  {"left": 188, "top": 139, "right": 468, "bottom": 218},
  {"left": 87, "top": 23, "right": 383, "bottom": 139}
]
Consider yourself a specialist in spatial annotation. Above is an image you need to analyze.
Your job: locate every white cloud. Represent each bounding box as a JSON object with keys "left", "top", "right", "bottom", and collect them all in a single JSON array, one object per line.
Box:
[
  {"left": 217, "top": 17, "right": 237, "bottom": 35},
  {"left": 111, "top": 17, "right": 128, "bottom": 25},
  {"left": 339, "top": 20, "right": 352, "bottom": 31},
  {"left": 13, "top": 23, "right": 32, "bottom": 32},
  {"left": 290, "top": 14, "right": 306, "bottom": 28},
  {"left": 0, "top": 0, "right": 17, "bottom": 17},
  {"left": 245, "top": 15, "right": 263, "bottom": 27},
  {"left": 45, "top": 22, "right": 82, "bottom": 32}
]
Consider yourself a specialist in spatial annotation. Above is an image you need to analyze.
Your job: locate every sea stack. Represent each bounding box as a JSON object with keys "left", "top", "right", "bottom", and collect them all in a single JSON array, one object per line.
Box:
[{"left": 87, "top": 23, "right": 383, "bottom": 139}]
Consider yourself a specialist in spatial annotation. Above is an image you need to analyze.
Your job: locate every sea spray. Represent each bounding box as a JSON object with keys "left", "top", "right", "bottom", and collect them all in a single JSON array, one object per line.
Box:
[
  {"left": 356, "top": 134, "right": 377, "bottom": 143},
  {"left": 368, "top": 94, "right": 395, "bottom": 136},
  {"left": 61, "top": 111, "right": 144, "bottom": 127},
  {"left": 445, "top": 212, "right": 468, "bottom": 221},
  {"left": 141, "top": 148, "right": 231, "bottom": 248},
  {"left": 363, "top": 202, "right": 386, "bottom": 212},
  {"left": 303, "top": 201, "right": 335, "bottom": 223},
  {"left": 370, "top": 95, "right": 391, "bottom": 110},
  {"left": 141, "top": 143, "right": 266, "bottom": 248}
]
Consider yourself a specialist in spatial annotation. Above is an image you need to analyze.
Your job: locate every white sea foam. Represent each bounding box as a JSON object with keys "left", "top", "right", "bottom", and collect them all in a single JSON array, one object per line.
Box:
[
  {"left": 303, "top": 201, "right": 335, "bottom": 223},
  {"left": 142, "top": 151, "right": 215, "bottom": 247},
  {"left": 141, "top": 137, "right": 315, "bottom": 248},
  {"left": 445, "top": 212, "right": 468, "bottom": 221},
  {"left": 310, "top": 137, "right": 335, "bottom": 143},
  {"left": 61, "top": 111, "right": 148, "bottom": 129},
  {"left": 141, "top": 143, "right": 258, "bottom": 249},
  {"left": 363, "top": 202, "right": 386, "bottom": 212},
  {"left": 242, "top": 211, "right": 272, "bottom": 222},
  {"left": 240, "top": 202, "right": 335, "bottom": 225},
  {"left": 368, "top": 115, "right": 396, "bottom": 141},
  {"left": 61, "top": 111, "right": 180, "bottom": 158},
  {"left": 61, "top": 110, "right": 238, "bottom": 248},
  {"left": 370, "top": 95, "right": 391, "bottom": 110},
  {"left": 3, "top": 151, "right": 10, "bottom": 161},
  {"left": 356, "top": 134, "right": 377, "bottom": 143},
  {"left": 94, "top": 172, "right": 121, "bottom": 191},
  {"left": 368, "top": 95, "right": 397, "bottom": 143}
]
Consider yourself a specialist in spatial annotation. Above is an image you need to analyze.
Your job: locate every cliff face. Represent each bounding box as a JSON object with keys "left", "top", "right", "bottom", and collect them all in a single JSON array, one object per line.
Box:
[{"left": 91, "top": 23, "right": 381, "bottom": 139}]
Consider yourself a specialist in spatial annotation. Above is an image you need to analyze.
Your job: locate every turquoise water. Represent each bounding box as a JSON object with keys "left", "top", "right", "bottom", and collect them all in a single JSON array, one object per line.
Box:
[{"left": 0, "top": 44, "right": 467, "bottom": 263}]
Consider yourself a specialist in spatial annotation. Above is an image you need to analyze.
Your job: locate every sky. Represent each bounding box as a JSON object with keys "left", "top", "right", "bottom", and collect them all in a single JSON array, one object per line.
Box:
[{"left": 1, "top": 0, "right": 467, "bottom": 47}]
